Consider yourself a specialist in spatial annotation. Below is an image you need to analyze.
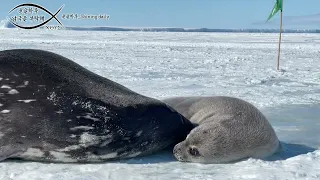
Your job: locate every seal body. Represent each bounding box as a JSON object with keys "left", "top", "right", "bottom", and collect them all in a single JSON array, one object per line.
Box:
[
  {"left": 163, "top": 96, "right": 281, "bottom": 164},
  {"left": 0, "top": 49, "right": 194, "bottom": 163}
]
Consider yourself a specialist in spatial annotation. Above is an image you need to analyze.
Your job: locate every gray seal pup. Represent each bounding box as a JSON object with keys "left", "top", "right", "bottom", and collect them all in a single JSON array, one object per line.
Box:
[
  {"left": 163, "top": 96, "right": 281, "bottom": 164},
  {"left": 0, "top": 49, "right": 194, "bottom": 163}
]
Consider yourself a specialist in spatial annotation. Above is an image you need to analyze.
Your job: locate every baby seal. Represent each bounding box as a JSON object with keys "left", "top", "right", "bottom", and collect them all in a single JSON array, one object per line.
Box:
[{"left": 163, "top": 96, "right": 281, "bottom": 164}]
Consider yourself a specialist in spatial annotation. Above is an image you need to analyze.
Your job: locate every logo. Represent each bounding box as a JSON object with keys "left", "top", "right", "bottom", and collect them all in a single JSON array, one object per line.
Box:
[
  {"left": 8, "top": 3, "right": 64, "bottom": 30},
  {"left": 7, "top": 3, "right": 110, "bottom": 30}
]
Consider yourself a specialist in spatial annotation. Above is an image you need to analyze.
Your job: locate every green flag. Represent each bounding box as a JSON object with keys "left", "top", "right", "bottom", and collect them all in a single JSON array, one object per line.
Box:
[{"left": 267, "top": 0, "right": 283, "bottom": 22}]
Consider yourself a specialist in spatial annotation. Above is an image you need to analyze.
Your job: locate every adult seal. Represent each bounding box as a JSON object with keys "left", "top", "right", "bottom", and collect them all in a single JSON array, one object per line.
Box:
[
  {"left": 0, "top": 49, "right": 194, "bottom": 163},
  {"left": 163, "top": 96, "right": 281, "bottom": 164}
]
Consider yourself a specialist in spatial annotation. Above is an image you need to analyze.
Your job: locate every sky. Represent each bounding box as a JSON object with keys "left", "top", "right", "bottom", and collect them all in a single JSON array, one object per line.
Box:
[{"left": 1, "top": 0, "right": 320, "bottom": 29}]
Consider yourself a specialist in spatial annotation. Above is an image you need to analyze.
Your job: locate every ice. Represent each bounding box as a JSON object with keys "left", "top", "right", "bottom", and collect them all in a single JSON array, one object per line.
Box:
[{"left": 0, "top": 29, "right": 320, "bottom": 179}]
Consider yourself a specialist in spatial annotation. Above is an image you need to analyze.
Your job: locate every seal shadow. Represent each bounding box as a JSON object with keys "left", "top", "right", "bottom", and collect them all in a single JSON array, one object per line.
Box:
[
  {"left": 264, "top": 142, "right": 317, "bottom": 161},
  {"left": 116, "top": 144, "right": 178, "bottom": 164},
  {"left": 260, "top": 103, "right": 320, "bottom": 161},
  {"left": 119, "top": 149, "right": 177, "bottom": 164}
]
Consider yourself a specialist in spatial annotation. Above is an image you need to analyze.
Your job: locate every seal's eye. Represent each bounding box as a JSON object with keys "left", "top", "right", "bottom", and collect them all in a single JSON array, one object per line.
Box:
[{"left": 188, "top": 147, "right": 200, "bottom": 156}]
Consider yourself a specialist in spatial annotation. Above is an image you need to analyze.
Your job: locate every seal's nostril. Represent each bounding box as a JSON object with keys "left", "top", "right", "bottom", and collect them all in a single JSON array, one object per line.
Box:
[
  {"left": 175, "top": 155, "right": 184, "bottom": 162},
  {"left": 173, "top": 147, "right": 185, "bottom": 162}
]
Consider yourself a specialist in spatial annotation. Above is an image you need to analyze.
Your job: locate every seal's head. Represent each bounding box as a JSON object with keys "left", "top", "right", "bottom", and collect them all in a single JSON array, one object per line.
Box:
[{"left": 173, "top": 123, "right": 241, "bottom": 164}]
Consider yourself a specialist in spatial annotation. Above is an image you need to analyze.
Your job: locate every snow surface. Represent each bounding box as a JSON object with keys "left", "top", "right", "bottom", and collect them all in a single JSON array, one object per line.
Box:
[{"left": 0, "top": 29, "right": 320, "bottom": 180}]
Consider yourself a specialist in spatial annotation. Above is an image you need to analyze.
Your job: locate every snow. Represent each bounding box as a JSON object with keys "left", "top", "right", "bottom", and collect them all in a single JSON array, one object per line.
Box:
[{"left": 0, "top": 29, "right": 320, "bottom": 179}]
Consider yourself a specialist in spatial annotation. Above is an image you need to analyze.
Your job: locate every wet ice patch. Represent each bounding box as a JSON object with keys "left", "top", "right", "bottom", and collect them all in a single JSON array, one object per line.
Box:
[
  {"left": 47, "top": 92, "right": 59, "bottom": 105},
  {"left": 136, "top": 130, "right": 143, "bottom": 137},
  {"left": 58, "top": 145, "right": 81, "bottom": 152},
  {"left": 20, "top": 148, "right": 45, "bottom": 158},
  {"left": 48, "top": 92, "right": 57, "bottom": 100},
  {"left": 8, "top": 89, "right": 19, "bottom": 94},
  {"left": 49, "top": 151, "right": 78, "bottom": 163},
  {"left": 127, "top": 152, "right": 142, "bottom": 158},
  {"left": 82, "top": 114, "right": 101, "bottom": 122},
  {"left": 70, "top": 134, "right": 77, "bottom": 138},
  {"left": 1, "top": 85, "right": 11, "bottom": 89},
  {"left": 0, "top": 77, "right": 2, "bottom": 81},
  {"left": 79, "top": 132, "right": 112, "bottom": 147},
  {"left": 86, "top": 152, "right": 118, "bottom": 160},
  {"left": 55, "top": 110, "right": 63, "bottom": 114},
  {"left": 0, "top": 103, "right": 3, "bottom": 107},
  {"left": 73, "top": 100, "right": 93, "bottom": 110},
  {"left": 16, "top": 81, "right": 29, "bottom": 88},
  {"left": 70, "top": 126, "right": 94, "bottom": 131},
  {"left": 99, "top": 152, "right": 118, "bottom": 159},
  {"left": 0, "top": 110, "right": 10, "bottom": 114},
  {"left": 79, "top": 132, "right": 100, "bottom": 147},
  {"left": 140, "top": 141, "right": 149, "bottom": 146},
  {"left": 59, "top": 134, "right": 113, "bottom": 152},
  {"left": 17, "top": 99, "right": 36, "bottom": 103},
  {"left": 100, "top": 138, "right": 113, "bottom": 147},
  {"left": 97, "top": 105, "right": 108, "bottom": 111},
  {"left": 12, "top": 72, "right": 19, "bottom": 77},
  {"left": 83, "top": 102, "right": 92, "bottom": 109}
]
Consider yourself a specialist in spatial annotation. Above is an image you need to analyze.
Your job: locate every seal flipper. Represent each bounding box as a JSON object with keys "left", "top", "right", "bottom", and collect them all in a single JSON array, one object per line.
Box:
[{"left": 0, "top": 144, "right": 27, "bottom": 161}]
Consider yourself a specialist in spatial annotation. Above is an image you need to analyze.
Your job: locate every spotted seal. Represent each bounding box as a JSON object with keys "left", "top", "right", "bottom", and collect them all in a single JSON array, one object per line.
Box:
[{"left": 0, "top": 49, "right": 194, "bottom": 163}]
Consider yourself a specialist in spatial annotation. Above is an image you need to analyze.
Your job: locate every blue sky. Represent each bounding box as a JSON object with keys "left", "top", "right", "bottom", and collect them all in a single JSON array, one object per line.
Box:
[{"left": 1, "top": 0, "right": 320, "bottom": 29}]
